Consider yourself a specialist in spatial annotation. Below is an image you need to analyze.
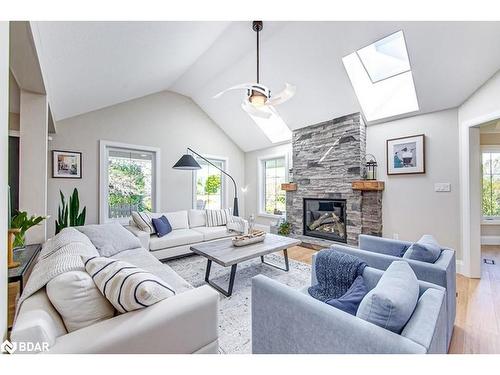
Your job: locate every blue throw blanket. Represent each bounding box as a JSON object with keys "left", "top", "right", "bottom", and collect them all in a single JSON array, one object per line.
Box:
[{"left": 308, "top": 249, "right": 367, "bottom": 302}]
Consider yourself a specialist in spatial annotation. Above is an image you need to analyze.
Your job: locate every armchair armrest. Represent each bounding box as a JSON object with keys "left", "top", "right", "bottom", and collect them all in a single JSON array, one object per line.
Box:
[
  {"left": 124, "top": 224, "right": 151, "bottom": 249},
  {"left": 251, "top": 275, "right": 426, "bottom": 354},
  {"left": 227, "top": 216, "right": 249, "bottom": 234},
  {"left": 48, "top": 285, "right": 219, "bottom": 354}
]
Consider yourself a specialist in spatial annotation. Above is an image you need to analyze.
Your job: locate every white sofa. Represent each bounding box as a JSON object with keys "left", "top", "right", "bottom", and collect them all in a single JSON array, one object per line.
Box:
[
  {"left": 11, "top": 246, "right": 219, "bottom": 354},
  {"left": 126, "top": 209, "right": 247, "bottom": 260}
]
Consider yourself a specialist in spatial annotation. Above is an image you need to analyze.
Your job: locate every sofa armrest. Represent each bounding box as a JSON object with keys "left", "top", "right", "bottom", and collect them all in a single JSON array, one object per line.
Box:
[
  {"left": 251, "top": 275, "right": 426, "bottom": 354},
  {"left": 124, "top": 224, "right": 151, "bottom": 249},
  {"left": 48, "top": 285, "right": 219, "bottom": 354},
  {"left": 359, "top": 234, "right": 412, "bottom": 257}
]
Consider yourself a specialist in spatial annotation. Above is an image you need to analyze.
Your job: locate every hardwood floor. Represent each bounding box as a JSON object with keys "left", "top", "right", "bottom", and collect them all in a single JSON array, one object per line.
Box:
[{"left": 284, "top": 245, "right": 500, "bottom": 354}]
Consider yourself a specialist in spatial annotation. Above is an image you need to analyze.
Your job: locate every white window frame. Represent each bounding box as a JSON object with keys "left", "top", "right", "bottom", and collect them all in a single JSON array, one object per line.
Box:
[
  {"left": 99, "top": 140, "right": 161, "bottom": 224},
  {"left": 258, "top": 154, "right": 288, "bottom": 219},
  {"left": 191, "top": 154, "right": 228, "bottom": 210},
  {"left": 481, "top": 145, "right": 500, "bottom": 224}
]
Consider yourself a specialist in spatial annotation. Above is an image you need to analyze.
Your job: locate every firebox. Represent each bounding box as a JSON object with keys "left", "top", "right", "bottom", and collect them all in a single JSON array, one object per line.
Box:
[{"left": 303, "top": 198, "right": 347, "bottom": 243}]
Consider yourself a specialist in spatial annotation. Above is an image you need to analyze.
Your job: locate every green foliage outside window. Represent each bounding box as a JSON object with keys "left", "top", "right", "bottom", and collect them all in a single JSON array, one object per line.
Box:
[{"left": 108, "top": 159, "right": 151, "bottom": 213}]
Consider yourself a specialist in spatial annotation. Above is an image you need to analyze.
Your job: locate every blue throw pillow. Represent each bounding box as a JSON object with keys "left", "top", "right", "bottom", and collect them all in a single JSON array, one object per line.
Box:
[
  {"left": 325, "top": 275, "right": 368, "bottom": 315},
  {"left": 403, "top": 234, "right": 442, "bottom": 263},
  {"left": 151, "top": 215, "right": 172, "bottom": 238}
]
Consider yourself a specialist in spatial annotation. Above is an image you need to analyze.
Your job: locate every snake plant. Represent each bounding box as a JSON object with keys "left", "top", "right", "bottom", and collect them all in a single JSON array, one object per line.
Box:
[{"left": 55, "top": 188, "right": 86, "bottom": 234}]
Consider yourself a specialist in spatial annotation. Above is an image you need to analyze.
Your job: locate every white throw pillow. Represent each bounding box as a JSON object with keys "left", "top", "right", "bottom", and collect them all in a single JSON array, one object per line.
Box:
[
  {"left": 84, "top": 256, "right": 176, "bottom": 313},
  {"left": 131, "top": 211, "right": 155, "bottom": 234},
  {"left": 164, "top": 210, "right": 189, "bottom": 230},
  {"left": 188, "top": 209, "right": 206, "bottom": 228},
  {"left": 206, "top": 208, "right": 232, "bottom": 227},
  {"left": 46, "top": 271, "right": 115, "bottom": 332}
]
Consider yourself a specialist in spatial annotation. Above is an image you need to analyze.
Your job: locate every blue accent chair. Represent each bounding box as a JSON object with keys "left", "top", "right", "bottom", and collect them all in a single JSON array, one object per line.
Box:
[
  {"left": 331, "top": 234, "right": 456, "bottom": 349},
  {"left": 251, "top": 255, "right": 448, "bottom": 354}
]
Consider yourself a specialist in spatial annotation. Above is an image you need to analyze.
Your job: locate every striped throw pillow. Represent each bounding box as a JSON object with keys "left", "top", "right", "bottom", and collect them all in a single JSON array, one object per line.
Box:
[
  {"left": 131, "top": 211, "right": 155, "bottom": 234},
  {"left": 205, "top": 208, "right": 232, "bottom": 227},
  {"left": 83, "top": 256, "right": 175, "bottom": 314}
]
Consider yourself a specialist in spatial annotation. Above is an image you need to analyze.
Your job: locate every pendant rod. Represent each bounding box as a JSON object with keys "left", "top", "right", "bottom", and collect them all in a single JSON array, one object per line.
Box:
[{"left": 256, "top": 26, "right": 260, "bottom": 83}]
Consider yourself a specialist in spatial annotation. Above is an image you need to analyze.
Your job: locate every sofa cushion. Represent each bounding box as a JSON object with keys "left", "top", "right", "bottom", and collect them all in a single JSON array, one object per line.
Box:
[
  {"left": 46, "top": 271, "right": 115, "bottom": 332},
  {"left": 325, "top": 275, "right": 368, "bottom": 315},
  {"left": 357, "top": 261, "right": 419, "bottom": 333},
  {"left": 10, "top": 289, "right": 68, "bottom": 350},
  {"left": 152, "top": 215, "right": 172, "bottom": 237},
  {"left": 113, "top": 247, "right": 192, "bottom": 294},
  {"left": 149, "top": 229, "right": 203, "bottom": 251},
  {"left": 192, "top": 226, "right": 233, "bottom": 241},
  {"left": 205, "top": 208, "right": 232, "bottom": 227},
  {"left": 164, "top": 210, "right": 189, "bottom": 230},
  {"left": 77, "top": 223, "right": 142, "bottom": 257},
  {"left": 403, "top": 234, "right": 442, "bottom": 263},
  {"left": 131, "top": 211, "right": 156, "bottom": 234},
  {"left": 188, "top": 209, "right": 206, "bottom": 228},
  {"left": 84, "top": 256, "right": 176, "bottom": 313}
]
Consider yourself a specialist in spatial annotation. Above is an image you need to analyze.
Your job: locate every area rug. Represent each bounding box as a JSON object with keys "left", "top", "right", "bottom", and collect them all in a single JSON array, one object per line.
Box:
[{"left": 167, "top": 253, "right": 312, "bottom": 354}]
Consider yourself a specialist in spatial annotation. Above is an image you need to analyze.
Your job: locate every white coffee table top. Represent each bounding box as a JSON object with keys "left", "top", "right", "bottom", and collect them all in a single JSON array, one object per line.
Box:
[{"left": 190, "top": 233, "right": 301, "bottom": 267}]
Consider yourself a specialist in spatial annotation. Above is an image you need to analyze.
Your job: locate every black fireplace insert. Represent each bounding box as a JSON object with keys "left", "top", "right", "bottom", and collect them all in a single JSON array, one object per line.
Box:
[{"left": 303, "top": 198, "right": 347, "bottom": 243}]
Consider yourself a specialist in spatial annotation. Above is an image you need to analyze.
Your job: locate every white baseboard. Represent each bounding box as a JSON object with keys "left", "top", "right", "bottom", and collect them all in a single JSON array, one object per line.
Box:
[
  {"left": 481, "top": 235, "right": 500, "bottom": 245},
  {"left": 455, "top": 259, "right": 464, "bottom": 276}
]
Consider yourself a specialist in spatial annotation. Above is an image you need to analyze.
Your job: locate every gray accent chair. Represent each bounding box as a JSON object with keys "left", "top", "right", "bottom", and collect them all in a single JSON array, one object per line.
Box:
[
  {"left": 252, "top": 255, "right": 448, "bottom": 354},
  {"left": 331, "top": 234, "right": 456, "bottom": 348}
]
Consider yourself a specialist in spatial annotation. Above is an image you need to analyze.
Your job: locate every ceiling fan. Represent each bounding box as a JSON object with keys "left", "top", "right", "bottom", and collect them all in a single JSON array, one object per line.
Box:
[{"left": 213, "top": 21, "right": 296, "bottom": 119}]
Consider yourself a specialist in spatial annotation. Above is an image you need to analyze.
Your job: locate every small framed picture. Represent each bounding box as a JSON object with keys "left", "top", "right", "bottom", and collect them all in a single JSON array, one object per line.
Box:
[
  {"left": 52, "top": 150, "right": 82, "bottom": 178},
  {"left": 386, "top": 134, "right": 425, "bottom": 175}
]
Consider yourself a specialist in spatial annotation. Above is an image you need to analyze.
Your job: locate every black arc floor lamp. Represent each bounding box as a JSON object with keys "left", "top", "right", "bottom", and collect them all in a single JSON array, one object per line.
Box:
[{"left": 173, "top": 147, "right": 239, "bottom": 217}]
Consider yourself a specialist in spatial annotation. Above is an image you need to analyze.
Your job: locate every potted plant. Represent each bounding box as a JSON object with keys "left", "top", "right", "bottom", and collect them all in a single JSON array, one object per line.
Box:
[
  {"left": 10, "top": 211, "right": 47, "bottom": 248},
  {"left": 278, "top": 221, "right": 292, "bottom": 236},
  {"left": 55, "top": 188, "right": 86, "bottom": 234}
]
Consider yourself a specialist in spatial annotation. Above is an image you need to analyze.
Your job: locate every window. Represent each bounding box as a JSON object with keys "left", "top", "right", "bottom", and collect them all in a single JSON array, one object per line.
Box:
[
  {"left": 193, "top": 157, "right": 225, "bottom": 210},
  {"left": 342, "top": 30, "right": 419, "bottom": 122},
  {"left": 100, "top": 141, "right": 159, "bottom": 223},
  {"left": 482, "top": 148, "right": 500, "bottom": 219},
  {"left": 261, "top": 156, "right": 286, "bottom": 216},
  {"left": 248, "top": 106, "right": 292, "bottom": 143}
]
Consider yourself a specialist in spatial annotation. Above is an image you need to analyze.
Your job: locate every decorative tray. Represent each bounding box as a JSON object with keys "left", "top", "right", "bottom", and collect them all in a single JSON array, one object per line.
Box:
[{"left": 232, "top": 230, "right": 266, "bottom": 247}]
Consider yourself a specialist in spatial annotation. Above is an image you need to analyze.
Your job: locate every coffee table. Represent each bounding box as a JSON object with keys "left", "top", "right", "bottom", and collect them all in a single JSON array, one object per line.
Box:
[{"left": 190, "top": 233, "right": 301, "bottom": 297}]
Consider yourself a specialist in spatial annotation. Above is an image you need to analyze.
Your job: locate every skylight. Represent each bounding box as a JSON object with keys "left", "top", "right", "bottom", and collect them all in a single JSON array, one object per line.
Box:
[
  {"left": 249, "top": 106, "right": 292, "bottom": 143},
  {"left": 343, "top": 30, "right": 419, "bottom": 122}
]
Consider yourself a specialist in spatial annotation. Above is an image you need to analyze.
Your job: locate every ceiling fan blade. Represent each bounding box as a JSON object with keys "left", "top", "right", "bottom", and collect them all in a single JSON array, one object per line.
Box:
[
  {"left": 266, "top": 83, "right": 296, "bottom": 106},
  {"left": 213, "top": 83, "right": 258, "bottom": 99},
  {"left": 241, "top": 100, "right": 272, "bottom": 119}
]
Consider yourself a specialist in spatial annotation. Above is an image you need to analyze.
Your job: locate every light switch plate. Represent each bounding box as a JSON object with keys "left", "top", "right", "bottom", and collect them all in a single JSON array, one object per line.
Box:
[{"left": 435, "top": 183, "right": 451, "bottom": 192}]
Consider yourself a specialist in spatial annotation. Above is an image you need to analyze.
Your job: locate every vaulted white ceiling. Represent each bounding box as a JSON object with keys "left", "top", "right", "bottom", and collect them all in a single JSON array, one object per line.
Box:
[{"left": 32, "top": 21, "right": 500, "bottom": 151}]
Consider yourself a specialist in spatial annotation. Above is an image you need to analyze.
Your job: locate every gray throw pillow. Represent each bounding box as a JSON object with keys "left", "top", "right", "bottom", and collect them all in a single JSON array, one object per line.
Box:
[
  {"left": 356, "top": 261, "right": 419, "bottom": 333},
  {"left": 403, "top": 234, "right": 442, "bottom": 263},
  {"left": 77, "top": 223, "right": 142, "bottom": 257}
]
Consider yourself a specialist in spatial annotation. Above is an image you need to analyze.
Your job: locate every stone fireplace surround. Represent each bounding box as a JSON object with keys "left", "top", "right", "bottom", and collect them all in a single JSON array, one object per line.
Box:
[{"left": 285, "top": 112, "right": 382, "bottom": 246}]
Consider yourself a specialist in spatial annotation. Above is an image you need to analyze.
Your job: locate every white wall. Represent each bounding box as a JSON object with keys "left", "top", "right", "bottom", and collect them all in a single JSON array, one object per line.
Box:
[
  {"left": 47, "top": 90, "right": 245, "bottom": 236},
  {"left": 244, "top": 143, "right": 292, "bottom": 228},
  {"left": 19, "top": 90, "right": 48, "bottom": 244},
  {"left": 0, "top": 21, "right": 9, "bottom": 341},
  {"left": 366, "top": 108, "right": 461, "bottom": 260}
]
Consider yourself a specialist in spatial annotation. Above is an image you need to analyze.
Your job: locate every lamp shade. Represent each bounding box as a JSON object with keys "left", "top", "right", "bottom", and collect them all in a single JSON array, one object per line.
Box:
[{"left": 172, "top": 154, "right": 201, "bottom": 170}]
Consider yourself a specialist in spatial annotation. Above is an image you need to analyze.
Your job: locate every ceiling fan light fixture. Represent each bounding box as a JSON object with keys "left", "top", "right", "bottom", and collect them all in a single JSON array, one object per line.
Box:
[{"left": 249, "top": 90, "right": 267, "bottom": 106}]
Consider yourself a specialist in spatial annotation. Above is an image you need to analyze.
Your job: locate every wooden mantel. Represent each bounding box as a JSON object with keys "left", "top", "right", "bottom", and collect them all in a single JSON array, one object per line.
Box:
[{"left": 352, "top": 180, "right": 385, "bottom": 191}]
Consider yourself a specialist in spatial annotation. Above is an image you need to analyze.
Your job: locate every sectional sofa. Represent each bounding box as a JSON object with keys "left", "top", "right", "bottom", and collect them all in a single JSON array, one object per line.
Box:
[
  {"left": 11, "top": 226, "right": 220, "bottom": 354},
  {"left": 126, "top": 209, "right": 247, "bottom": 260}
]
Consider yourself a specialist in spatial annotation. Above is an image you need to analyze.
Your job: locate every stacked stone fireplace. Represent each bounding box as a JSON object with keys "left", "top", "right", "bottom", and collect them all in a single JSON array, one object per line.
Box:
[{"left": 285, "top": 113, "right": 382, "bottom": 246}]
